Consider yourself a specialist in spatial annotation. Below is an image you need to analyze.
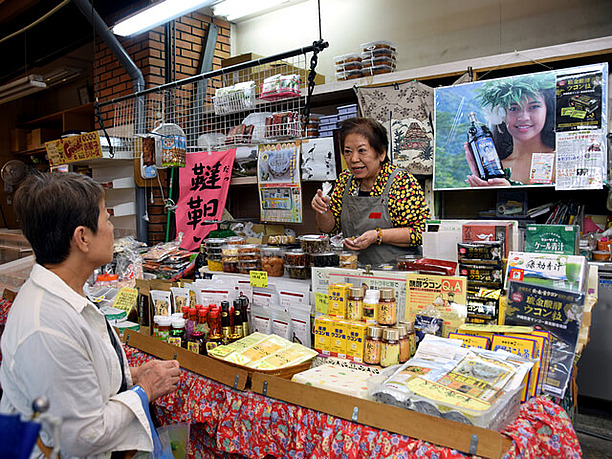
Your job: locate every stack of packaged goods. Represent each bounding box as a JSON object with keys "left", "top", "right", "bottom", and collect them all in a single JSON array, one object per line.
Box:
[
  {"left": 334, "top": 53, "right": 363, "bottom": 81},
  {"left": 336, "top": 103, "right": 358, "bottom": 122},
  {"left": 361, "top": 40, "right": 397, "bottom": 76},
  {"left": 303, "top": 116, "right": 320, "bottom": 138},
  {"left": 318, "top": 114, "right": 339, "bottom": 138},
  {"left": 314, "top": 283, "right": 416, "bottom": 368}
]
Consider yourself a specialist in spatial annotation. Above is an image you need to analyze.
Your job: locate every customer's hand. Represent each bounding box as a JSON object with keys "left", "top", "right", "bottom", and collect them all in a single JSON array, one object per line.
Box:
[
  {"left": 311, "top": 189, "right": 331, "bottom": 214},
  {"left": 131, "top": 360, "right": 180, "bottom": 401}
]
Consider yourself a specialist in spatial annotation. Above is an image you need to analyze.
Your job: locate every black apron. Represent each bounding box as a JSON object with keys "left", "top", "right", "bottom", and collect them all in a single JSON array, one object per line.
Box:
[{"left": 340, "top": 168, "right": 419, "bottom": 266}]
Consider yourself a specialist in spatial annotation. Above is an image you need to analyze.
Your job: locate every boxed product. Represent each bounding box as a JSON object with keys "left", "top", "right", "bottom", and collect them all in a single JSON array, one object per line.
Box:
[
  {"left": 292, "top": 363, "right": 372, "bottom": 399},
  {"left": 524, "top": 224, "right": 580, "bottom": 255},
  {"left": 462, "top": 222, "right": 513, "bottom": 258},
  {"left": 447, "top": 332, "right": 490, "bottom": 349},
  {"left": 457, "top": 241, "right": 503, "bottom": 263},
  {"left": 328, "top": 282, "right": 352, "bottom": 318},
  {"left": 458, "top": 263, "right": 504, "bottom": 288},
  {"left": 505, "top": 251, "right": 588, "bottom": 292}
]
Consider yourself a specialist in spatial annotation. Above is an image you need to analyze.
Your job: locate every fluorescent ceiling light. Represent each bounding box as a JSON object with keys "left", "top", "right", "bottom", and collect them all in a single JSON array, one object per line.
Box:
[
  {"left": 0, "top": 75, "right": 46, "bottom": 105},
  {"left": 112, "top": 0, "right": 216, "bottom": 37},
  {"left": 213, "top": 0, "right": 290, "bottom": 21}
]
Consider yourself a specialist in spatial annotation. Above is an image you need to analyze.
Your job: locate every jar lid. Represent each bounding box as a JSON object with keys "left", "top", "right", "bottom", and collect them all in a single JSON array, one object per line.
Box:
[
  {"left": 97, "top": 273, "right": 118, "bottom": 282},
  {"left": 188, "top": 307, "right": 197, "bottom": 314},
  {"left": 396, "top": 324, "right": 407, "bottom": 337},
  {"left": 172, "top": 317, "right": 186, "bottom": 327},
  {"left": 198, "top": 309, "right": 207, "bottom": 316},
  {"left": 400, "top": 320, "right": 415, "bottom": 333},
  {"left": 379, "top": 288, "right": 395, "bottom": 299},
  {"left": 182, "top": 306, "right": 190, "bottom": 312},
  {"left": 299, "top": 234, "right": 329, "bottom": 242},
  {"left": 171, "top": 312, "right": 184, "bottom": 320},
  {"left": 205, "top": 238, "right": 227, "bottom": 245},
  {"left": 191, "top": 331, "right": 204, "bottom": 338},
  {"left": 158, "top": 316, "right": 172, "bottom": 326},
  {"left": 367, "top": 325, "right": 383, "bottom": 339},
  {"left": 383, "top": 328, "right": 400, "bottom": 341},
  {"left": 350, "top": 287, "right": 363, "bottom": 297}
]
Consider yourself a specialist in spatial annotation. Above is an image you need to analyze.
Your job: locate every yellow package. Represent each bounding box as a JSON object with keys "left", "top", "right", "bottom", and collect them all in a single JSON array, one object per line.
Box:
[
  {"left": 491, "top": 334, "right": 537, "bottom": 402},
  {"left": 448, "top": 332, "right": 490, "bottom": 349},
  {"left": 250, "top": 344, "right": 317, "bottom": 369},
  {"left": 329, "top": 317, "right": 348, "bottom": 356},
  {"left": 314, "top": 315, "right": 333, "bottom": 353},
  {"left": 347, "top": 321, "right": 368, "bottom": 362},
  {"left": 505, "top": 332, "right": 547, "bottom": 399},
  {"left": 328, "top": 283, "right": 352, "bottom": 318}
]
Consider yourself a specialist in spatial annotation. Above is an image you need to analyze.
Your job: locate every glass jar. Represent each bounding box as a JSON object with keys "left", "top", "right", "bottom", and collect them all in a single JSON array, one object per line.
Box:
[
  {"left": 400, "top": 320, "right": 417, "bottom": 358},
  {"left": 346, "top": 287, "right": 363, "bottom": 321},
  {"left": 152, "top": 315, "right": 162, "bottom": 338},
  {"left": 364, "top": 325, "right": 383, "bottom": 365},
  {"left": 311, "top": 252, "right": 339, "bottom": 268},
  {"left": 338, "top": 251, "right": 358, "bottom": 269},
  {"left": 397, "top": 324, "right": 410, "bottom": 363},
  {"left": 168, "top": 317, "right": 186, "bottom": 348},
  {"left": 378, "top": 288, "right": 397, "bottom": 326},
  {"left": 381, "top": 328, "right": 400, "bottom": 367},
  {"left": 261, "top": 246, "right": 285, "bottom": 277},
  {"left": 157, "top": 316, "right": 172, "bottom": 341},
  {"left": 187, "top": 331, "right": 206, "bottom": 355}
]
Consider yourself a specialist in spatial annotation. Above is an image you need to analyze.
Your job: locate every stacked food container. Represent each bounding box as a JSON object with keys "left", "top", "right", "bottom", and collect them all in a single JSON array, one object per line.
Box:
[
  {"left": 205, "top": 238, "right": 226, "bottom": 271},
  {"left": 334, "top": 53, "right": 363, "bottom": 81},
  {"left": 361, "top": 40, "right": 397, "bottom": 76}
]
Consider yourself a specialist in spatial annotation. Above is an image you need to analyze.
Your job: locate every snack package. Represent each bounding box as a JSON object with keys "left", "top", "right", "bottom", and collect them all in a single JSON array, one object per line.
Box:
[{"left": 150, "top": 290, "right": 172, "bottom": 317}]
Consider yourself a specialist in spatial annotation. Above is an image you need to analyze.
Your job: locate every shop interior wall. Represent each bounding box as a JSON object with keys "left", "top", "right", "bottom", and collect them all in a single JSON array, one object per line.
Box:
[{"left": 231, "top": 0, "right": 612, "bottom": 80}]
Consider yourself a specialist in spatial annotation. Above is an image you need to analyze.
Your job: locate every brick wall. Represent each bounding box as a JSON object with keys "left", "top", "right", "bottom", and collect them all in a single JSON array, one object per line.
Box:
[{"left": 93, "top": 13, "right": 230, "bottom": 245}]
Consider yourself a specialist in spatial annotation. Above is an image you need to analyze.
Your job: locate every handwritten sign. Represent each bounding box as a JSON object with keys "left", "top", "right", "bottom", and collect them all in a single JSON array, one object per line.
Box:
[
  {"left": 45, "top": 132, "right": 103, "bottom": 166},
  {"left": 250, "top": 270, "right": 268, "bottom": 288},
  {"left": 314, "top": 292, "right": 329, "bottom": 314},
  {"left": 112, "top": 287, "right": 139, "bottom": 312},
  {"left": 177, "top": 149, "right": 236, "bottom": 251}
]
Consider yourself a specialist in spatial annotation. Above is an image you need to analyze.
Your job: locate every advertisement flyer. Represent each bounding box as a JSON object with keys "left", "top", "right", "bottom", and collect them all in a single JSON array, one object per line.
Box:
[
  {"left": 258, "top": 141, "right": 302, "bottom": 223},
  {"left": 555, "top": 69, "right": 604, "bottom": 131},
  {"left": 555, "top": 131, "right": 606, "bottom": 190}
]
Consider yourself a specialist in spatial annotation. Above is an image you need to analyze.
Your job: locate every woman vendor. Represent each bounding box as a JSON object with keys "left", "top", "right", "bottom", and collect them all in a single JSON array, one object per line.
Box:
[{"left": 311, "top": 117, "right": 430, "bottom": 266}]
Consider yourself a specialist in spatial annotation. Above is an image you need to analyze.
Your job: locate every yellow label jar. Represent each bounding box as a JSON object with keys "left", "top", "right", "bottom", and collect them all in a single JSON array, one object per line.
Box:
[
  {"left": 378, "top": 288, "right": 397, "bottom": 326},
  {"left": 346, "top": 287, "right": 364, "bottom": 321},
  {"left": 380, "top": 327, "right": 400, "bottom": 367},
  {"left": 364, "top": 325, "right": 383, "bottom": 365}
]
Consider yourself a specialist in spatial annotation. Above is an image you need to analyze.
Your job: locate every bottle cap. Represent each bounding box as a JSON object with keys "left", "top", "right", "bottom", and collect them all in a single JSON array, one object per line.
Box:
[
  {"left": 350, "top": 287, "right": 363, "bottom": 298},
  {"left": 383, "top": 328, "right": 399, "bottom": 341},
  {"left": 158, "top": 316, "right": 172, "bottom": 326},
  {"left": 367, "top": 325, "right": 383, "bottom": 339},
  {"left": 400, "top": 320, "right": 414, "bottom": 333},
  {"left": 96, "top": 273, "right": 118, "bottom": 282},
  {"left": 195, "top": 304, "right": 204, "bottom": 310},
  {"left": 364, "top": 289, "right": 380, "bottom": 303},
  {"left": 379, "top": 288, "right": 395, "bottom": 300},
  {"left": 188, "top": 307, "right": 197, "bottom": 315},
  {"left": 171, "top": 317, "right": 186, "bottom": 328},
  {"left": 198, "top": 309, "right": 207, "bottom": 317},
  {"left": 191, "top": 331, "right": 204, "bottom": 338},
  {"left": 396, "top": 324, "right": 407, "bottom": 337},
  {"left": 182, "top": 306, "right": 190, "bottom": 313}
]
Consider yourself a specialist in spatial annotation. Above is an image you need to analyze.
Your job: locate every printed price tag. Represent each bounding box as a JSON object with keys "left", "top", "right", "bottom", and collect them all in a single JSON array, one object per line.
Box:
[
  {"left": 314, "top": 292, "right": 329, "bottom": 314},
  {"left": 250, "top": 270, "right": 268, "bottom": 288}
]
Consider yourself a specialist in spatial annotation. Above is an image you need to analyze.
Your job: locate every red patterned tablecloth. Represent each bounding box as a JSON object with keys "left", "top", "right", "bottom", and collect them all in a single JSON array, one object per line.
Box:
[{"left": 125, "top": 347, "right": 582, "bottom": 459}]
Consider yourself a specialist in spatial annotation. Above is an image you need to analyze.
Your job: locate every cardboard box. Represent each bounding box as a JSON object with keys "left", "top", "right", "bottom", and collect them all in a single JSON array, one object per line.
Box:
[
  {"left": 9, "top": 128, "right": 28, "bottom": 152},
  {"left": 525, "top": 224, "right": 579, "bottom": 255},
  {"left": 462, "top": 222, "right": 513, "bottom": 258},
  {"left": 328, "top": 283, "right": 351, "bottom": 318},
  {"left": 346, "top": 321, "right": 367, "bottom": 362},
  {"left": 313, "top": 315, "right": 332, "bottom": 353},
  {"left": 221, "top": 52, "right": 326, "bottom": 91},
  {"left": 329, "top": 318, "right": 348, "bottom": 356},
  {"left": 27, "top": 127, "right": 61, "bottom": 150}
]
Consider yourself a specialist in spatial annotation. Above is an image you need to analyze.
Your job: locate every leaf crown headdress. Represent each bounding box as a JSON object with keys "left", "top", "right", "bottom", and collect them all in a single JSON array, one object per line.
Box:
[{"left": 476, "top": 73, "right": 555, "bottom": 110}]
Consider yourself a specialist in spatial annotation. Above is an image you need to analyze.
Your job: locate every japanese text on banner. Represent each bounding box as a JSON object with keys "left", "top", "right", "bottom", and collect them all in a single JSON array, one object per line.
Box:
[{"left": 177, "top": 149, "right": 235, "bottom": 251}]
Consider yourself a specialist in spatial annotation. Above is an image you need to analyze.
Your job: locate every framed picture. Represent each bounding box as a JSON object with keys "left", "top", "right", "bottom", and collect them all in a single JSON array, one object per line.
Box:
[{"left": 78, "top": 85, "right": 91, "bottom": 105}]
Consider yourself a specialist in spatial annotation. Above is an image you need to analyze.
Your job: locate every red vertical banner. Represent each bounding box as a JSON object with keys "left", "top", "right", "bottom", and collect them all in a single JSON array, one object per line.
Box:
[{"left": 177, "top": 149, "right": 236, "bottom": 251}]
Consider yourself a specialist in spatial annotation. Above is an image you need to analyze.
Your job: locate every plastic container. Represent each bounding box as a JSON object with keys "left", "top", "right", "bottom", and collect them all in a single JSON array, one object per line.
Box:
[
  {"left": 299, "top": 234, "right": 330, "bottom": 254},
  {"left": 335, "top": 69, "right": 363, "bottom": 81},
  {"left": 396, "top": 254, "right": 419, "bottom": 271},
  {"left": 222, "top": 260, "right": 239, "bottom": 273},
  {"left": 238, "top": 259, "right": 262, "bottom": 274},
  {"left": 237, "top": 244, "right": 261, "bottom": 259},
  {"left": 361, "top": 56, "right": 396, "bottom": 68},
  {"left": 286, "top": 265, "right": 310, "bottom": 280},
  {"left": 338, "top": 251, "right": 358, "bottom": 269},
  {"left": 362, "top": 65, "right": 394, "bottom": 76},
  {"left": 361, "top": 40, "right": 398, "bottom": 53},
  {"left": 333, "top": 53, "right": 362, "bottom": 65},
  {"left": 226, "top": 236, "right": 246, "bottom": 245},
  {"left": 205, "top": 237, "right": 226, "bottom": 257},
  {"left": 207, "top": 259, "right": 223, "bottom": 271},
  {"left": 96, "top": 273, "right": 119, "bottom": 288},
  {"left": 310, "top": 252, "right": 339, "bottom": 267},
  {"left": 261, "top": 246, "right": 285, "bottom": 277},
  {"left": 285, "top": 249, "right": 308, "bottom": 267}
]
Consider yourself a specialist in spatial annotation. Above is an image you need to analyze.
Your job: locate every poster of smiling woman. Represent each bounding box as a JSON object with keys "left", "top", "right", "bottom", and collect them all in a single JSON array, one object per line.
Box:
[{"left": 433, "top": 63, "right": 608, "bottom": 191}]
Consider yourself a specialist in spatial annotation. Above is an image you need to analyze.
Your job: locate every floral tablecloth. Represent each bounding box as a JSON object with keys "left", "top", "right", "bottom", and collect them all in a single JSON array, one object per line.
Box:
[{"left": 125, "top": 347, "right": 582, "bottom": 459}]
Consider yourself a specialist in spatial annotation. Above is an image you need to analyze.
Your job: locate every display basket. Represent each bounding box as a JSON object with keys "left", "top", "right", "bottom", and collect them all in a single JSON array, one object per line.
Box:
[
  {"left": 209, "top": 353, "right": 313, "bottom": 381},
  {"left": 213, "top": 85, "right": 256, "bottom": 115}
]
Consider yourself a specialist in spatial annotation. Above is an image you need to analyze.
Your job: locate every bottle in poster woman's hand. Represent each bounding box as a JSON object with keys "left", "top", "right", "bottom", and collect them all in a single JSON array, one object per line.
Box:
[{"left": 466, "top": 112, "right": 506, "bottom": 180}]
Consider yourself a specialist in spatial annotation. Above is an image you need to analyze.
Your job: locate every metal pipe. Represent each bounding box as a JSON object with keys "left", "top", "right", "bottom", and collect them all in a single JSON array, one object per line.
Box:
[{"left": 72, "top": 0, "right": 148, "bottom": 242}]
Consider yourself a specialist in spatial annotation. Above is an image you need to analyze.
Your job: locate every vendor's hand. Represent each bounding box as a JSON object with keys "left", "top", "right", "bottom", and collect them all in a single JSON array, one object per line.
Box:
[
  {"left": 131, "top": 359, "right": 180, "bottom": 401},
  {"left": 344, "top": 230, "right": 377, "bottom": 251},
  {"left": 311, "top": 189, "right": 331, "bottom": 214},
  {"left": 464, "top": 143, "right": 511, "bottom": 187}
]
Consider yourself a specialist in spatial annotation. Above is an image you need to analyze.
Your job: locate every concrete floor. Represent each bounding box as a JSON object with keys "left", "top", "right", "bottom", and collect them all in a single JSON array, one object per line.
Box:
[{"left": 575, "top": 397, "right": 612, "bottom": 459}]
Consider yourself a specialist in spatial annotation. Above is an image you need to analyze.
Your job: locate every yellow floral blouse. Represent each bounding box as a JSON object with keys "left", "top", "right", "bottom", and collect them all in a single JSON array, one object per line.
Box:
[{"left": 328, "top": 163, "right": 430, "bottom": 246}]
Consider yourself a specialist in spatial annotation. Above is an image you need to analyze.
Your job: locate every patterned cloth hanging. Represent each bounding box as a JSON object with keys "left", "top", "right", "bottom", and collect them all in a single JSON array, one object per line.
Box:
[{"left": 356, "top": 80, "right": 434, "bottom": 175}]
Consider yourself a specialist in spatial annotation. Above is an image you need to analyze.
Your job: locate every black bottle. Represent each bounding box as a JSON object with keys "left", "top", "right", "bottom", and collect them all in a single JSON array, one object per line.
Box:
[
  {"left": 194, "top": 243, "right": 207, "bottom": 279},
  {"left": 466, "top": 112, "right": 505, "bottom": 180}
]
